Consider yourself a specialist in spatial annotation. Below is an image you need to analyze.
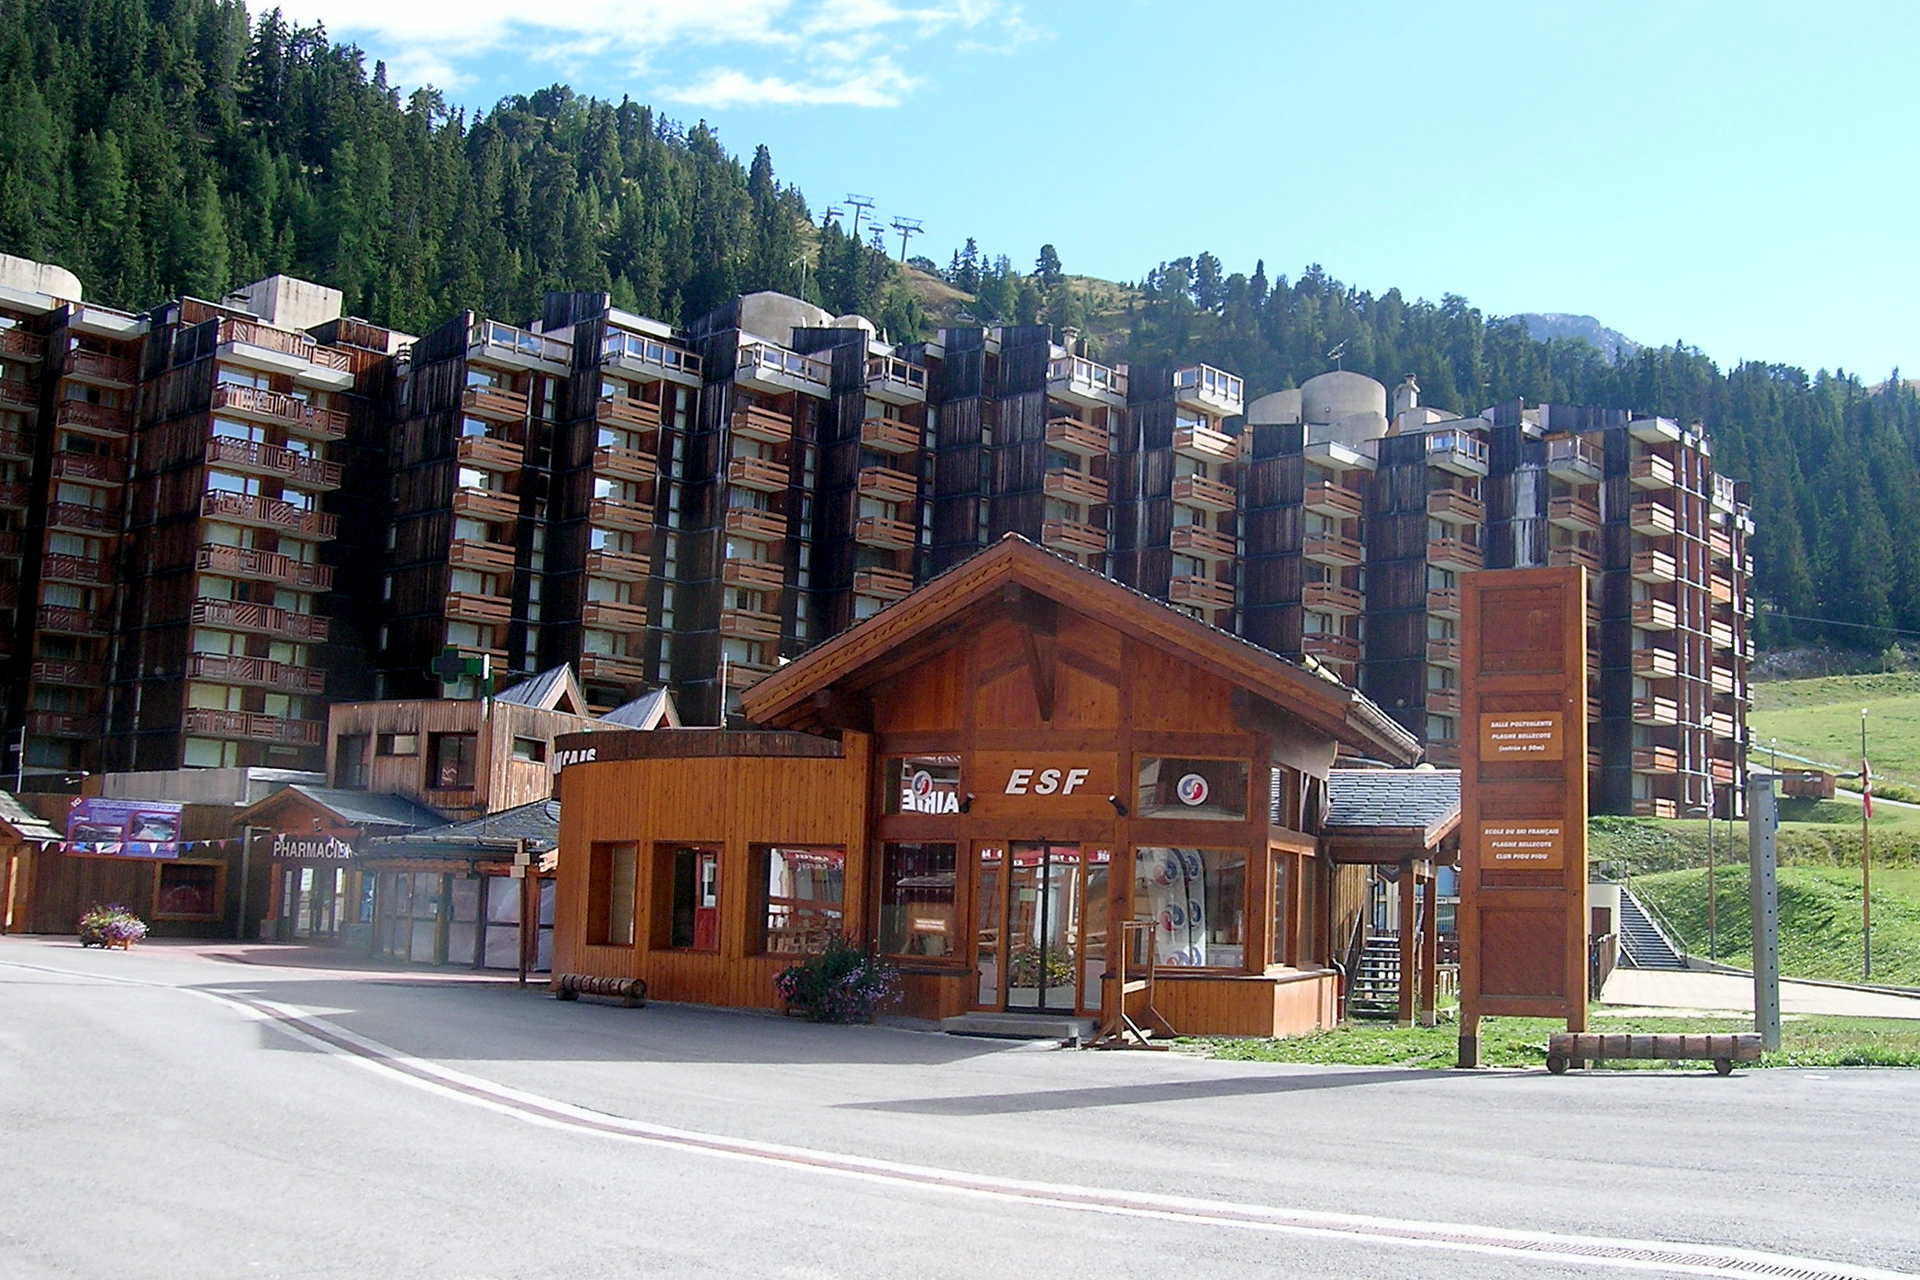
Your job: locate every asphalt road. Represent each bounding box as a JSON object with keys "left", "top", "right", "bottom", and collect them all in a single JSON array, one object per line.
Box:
[{"left": 3, "top": 936, "right": 1916, "bottom": 1280}]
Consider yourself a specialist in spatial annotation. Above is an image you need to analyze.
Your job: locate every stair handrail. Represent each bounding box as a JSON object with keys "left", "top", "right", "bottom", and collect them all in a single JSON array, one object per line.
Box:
[{"left": 1620, "top": 882, "right": 1690, "bottom": 963}]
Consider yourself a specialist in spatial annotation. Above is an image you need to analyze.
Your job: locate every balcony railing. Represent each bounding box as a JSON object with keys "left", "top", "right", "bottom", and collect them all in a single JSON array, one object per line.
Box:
[
  {"left": 724, "top": 508, "right": 786, "bottom": 541},
  {"left": 41, "top": 552, "right": 111, "bottom": 585},
  {"left": 732, "top": 405, "right": 793, "bottom": 444},
  {"left": 1170, "top": 524, "right": 1236, "bottom": 561},
  {"left": 54, "top": 400, "right": 130, "bottom": 434},
  {"left": 182, "top": 707, "right": 324, "bottom": 746},
  {"left": 587, "top": 548, "right": 652, "bottom": 581},
  {"left": 1045, "top": 416, "right": 1108, "bottom": 457},
  {"left": 48, "top": 452, "right": 127, "bottom": 485},
  {"left": 0, "top": 429, "right": 29, "bottom": 458},
  {"left": 597, "top": 396, "right": 661, "bottom": 430},
  {"left": 854, "top": 515, "right": 916, "bottom": 551},
  {"left": 1633, "top": 697, "right": 1679, "bottom": 726},
  {"left": 1040, "top": 519, "right": 1107, "bottom": 557},
  {"left": 719, "top": 606, "right": 783, "bottom": 641},
  {"left": 1426, "top": 489, "right": 1482, "bottom": 524},
  {"left": 0, "top": 381, "right": 35, "bottom": 410},
  {"left": 1549, "top": 495, "right": 1601, "bottom": 530},
  {"left": 1428, "top": 538, "right": 1483, "bottom": 571},
  {"left": 1169, "top": 575, "right": 1235, "bottom": 609},
  {"left": 211, "top": 383, "right": 348, "bottom": 439},
  {"left": 1632, "top": 549, "right": 1677, "bottom": 583},
  {"left": 191, "top": 596, "right": 328, "bottom": 641},
  {"left": 603, "top": 329, "right": 701, "bottom": 380},
  {"left": 1426, "top": 688, "right": 1461, "bottom": 715},
  {"left": 1307, "top": 480, "right": 1365, "bottom": 519},
  {"left": 1171, "top": 474, "right": 1236, "bottom": 512},
  {"left": 26, "top": 710, "right": 105, "bottom": 737},
  {"left": 1633, "top": 647, "right": 1679, "bottom": 679},
  {"left": 202, "top": 490, "right": 338, "bottom": 538},
  {"left": 857, "top": 466, "right": 918, "bottom": 504},
  {"left": 29, "top": 659, "right": 108, "bottom": 687},
  {"left": 188, "top": 651, "right": 326, "bottom": 695},
  {"left": 1303, "top": 633, "right": 1361, "bottom": 665},
  {"left": 220, "top": 318, "right": 353, "bottom": 372},
  {"left": 1305, "top": 534, "right": 1365, "bottom": 566},
  {"left": 1549, "top": 544, "right": 1600, "bottom": 574},
  {"left": 0, "top": 328, "right": 45, "bottom": 360},
  {"left": 1426, "top": 431, "right": 1489, "bottom": 474},
  {"left": 449, "top": 539, "right": 517, "bottom": 574},
  {"left": 861, "top": 416, "right": 921, "bottom": 454},
  {"left": 461, "top": 384, "right": 529, "bottom": 422},
  {"left": 1172, "top": 364, "right": 1244, "bottom": 416},
  {"left": 738, "top": 341, "right": 830, "bottom": 393},
  {"left": 593, "top": 444, "right": 657, "bottom": 483},
  {"left": 1631, "top": 501, "right": 1676, "bottom": 537},
  {"left": 721, "top": 558, "right": 785, "bottom": 591},
  {"left": 582, "top": 600, "right": 650, "bottom": 631},
  {"left": 1427, "top": 589, "right": 1461, "bottom": 617},
  {"left": 208, "top": 436, "right": 341, "bottom": 488},
  {"left": 67, "top": 348, "right": 137, "bottom": 384},
  {"left": 0, "top": 481, "right": 27, "bottom": 508},
  {"left": 853, "top": 567, "right": 914, "bottom": 600},
  {"left": 579, "top": 653, "right": 650, "bottom": 683},
  {"left": 197, "top": 542, "right": 333, "bottom": 590},
  {"left": 588, "top": 496, "right": 653, "bottom": 531},
  {"left": 865, "top": 353, "right": 928, "bottom": 398},
  {"left": 1304, "top": 581, "right": 1364, "bottom": 614},
  {"left": 1172, "top": 423, "right": 1236, "bottom": 463},
  {"left": 1633, "top": 746, "right": 1680, "bottom": 774},
  {"left": 446, "top": 591, "right": 512, "bottom": 625},
  {"left": 452, "top": 486, "right": 521, "bottom": 523},
  {"left": 47, "top": 503, "right": 119, "bottom": 534},
  {"left": 471, "top": 319, "right": 570, "bottom": 368},
  {"left": 1044, "top": 468, "right": 1108, "bottom": 505},
  {"left": 456, "top": 434, "right": 525, "bottom": 472},
  {"left": 1710, "top": 529, "right": 1734, "bottom": 562},
  {"left": 1046, "top": 356, "right": 1127, "bottom": 404},
  {"left": 1632, "top": 598, "right": 1678, "bottom": 630},
  {"left": 1631, "top": 453, "right": 1676, "bottom": 490},
  {"left": 1546, "top": 436, "right": 1605, "bottom": 482},
  {"left": 727, "top": 455, "right": 789, "bottom": 493},
  {"left": 38, "top": 605, "right": 109, "bottom": 635},
  {"left": 1427, "top": 637, "right": 1462, "bottom": 667}
]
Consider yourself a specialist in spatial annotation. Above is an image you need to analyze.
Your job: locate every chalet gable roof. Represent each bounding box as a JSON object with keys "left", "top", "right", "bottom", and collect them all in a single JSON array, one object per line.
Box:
[
  {"left": 600, "top": 688, "right": 681, "bottom": 729},
  {"left": 0, "top": 790, "right": 62, "bottom": 844},
  {"left": 232, "top": 785, "right": 444, "bottom": 834},
  {"left": 740, "top": 535, "right": 1420, "bottom": 764},
  {"left": 493, "top": 665, "right": 587, "bottom": 715},
  {"left": 1325, "top": 768, "right": 1462, "bottom": 843}
]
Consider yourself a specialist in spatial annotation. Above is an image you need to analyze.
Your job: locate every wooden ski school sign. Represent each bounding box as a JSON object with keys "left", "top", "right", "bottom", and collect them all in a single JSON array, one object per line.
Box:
[{"left": 1458, "top": 566, "right": 1590, "bottom": 1067}]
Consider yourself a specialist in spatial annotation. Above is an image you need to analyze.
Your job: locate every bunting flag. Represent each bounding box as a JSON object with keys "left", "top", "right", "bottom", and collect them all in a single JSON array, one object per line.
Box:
[
  {"left": 1863, "top": 757, "right": 1873, "bottom": 820},
  {"left": 60, "top": 837, "right": 243, "bottom": 857}
]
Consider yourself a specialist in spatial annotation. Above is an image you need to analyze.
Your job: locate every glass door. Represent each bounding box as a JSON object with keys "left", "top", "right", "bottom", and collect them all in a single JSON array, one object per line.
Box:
[{"left": 1006, "top": 842, "right": 1081, "bottom": 1012}]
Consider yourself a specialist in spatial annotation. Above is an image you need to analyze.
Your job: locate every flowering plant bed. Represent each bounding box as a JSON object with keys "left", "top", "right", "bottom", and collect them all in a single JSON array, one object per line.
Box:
[
  {"left": 77, "top": 904, "right": 148, "bottom": 949},
  {"left": 772, "top": 935, "right": 899, "bottom": 1023}
]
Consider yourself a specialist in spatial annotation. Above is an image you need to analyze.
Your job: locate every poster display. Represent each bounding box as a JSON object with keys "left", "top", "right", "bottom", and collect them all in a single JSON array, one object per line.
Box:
[{"left": 65, "top": 797, "right": 186, "bottom": 858}]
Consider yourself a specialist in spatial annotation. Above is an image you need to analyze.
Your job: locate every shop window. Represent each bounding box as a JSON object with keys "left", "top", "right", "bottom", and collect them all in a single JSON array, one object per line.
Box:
[
  {"left": 587, "top": 842, "right": 637, "bottom": 946},
  {"left": 430, "top": 732, "right": 477, "bottom": 789},
  {"left": 334, "top": 734, "right": 370, "bottom": 789},
  {"left": 510, "top": 736, "right": 547, "bottom": 764},
  {"left": 878, "top": 842, "right": 957, "bottom": 959},
  {"left": 1270, "top": 854, "right": 1294, "bottom": 967},
  {"left": 1135, "top": 758, "right": 1249, "bottom": 821},
  {"left": 753, "top": 845, "right": 845, "bottom": 955},
  {"left": 882, "top": 754, "right": 962, "bottom": 815},
  {"left": 1134, "top": 847, "right": 1247, "bottom": 969},
  {"left": 154, "top": 862, "right": 223, "bottom": 920},
  {"left": 377, "top": 732, "right": 418, "bottom": 757},
  {"left": 652, "top": 845, "right": 720, "bottom": 951}
]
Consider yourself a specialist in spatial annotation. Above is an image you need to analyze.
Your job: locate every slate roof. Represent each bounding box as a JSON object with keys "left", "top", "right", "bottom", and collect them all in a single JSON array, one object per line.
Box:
[
  {"left": 0, "top": 790, "right": 62, "bottom": 843},
  {"left": 600, "top": 688, "right": 680, "bottom": 729},
  {"left": 373, "top": 799, "right": 561, "bottom": 852},
  {"left": 493, "top": 664, "right": 585, "bottom": 712},
  {"left": 1324, "top": 768, "right": 1462, "bottom": 835},
  {"left": 236, "top": 785, "right": 444, "bottom": 832}
]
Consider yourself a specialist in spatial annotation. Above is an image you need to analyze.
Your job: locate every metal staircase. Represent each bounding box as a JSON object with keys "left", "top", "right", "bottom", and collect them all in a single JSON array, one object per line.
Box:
[
  {"left": 1346, "top": 934, "right": 1403, "bottom": 1020},
  {"left": 1617, "top": 888, "right": 1688, "bottom": 970}
]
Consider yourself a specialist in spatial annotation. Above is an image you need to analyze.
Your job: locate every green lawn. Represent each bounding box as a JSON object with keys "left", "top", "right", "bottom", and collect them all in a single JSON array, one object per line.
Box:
[{"left": 1750, "top": 671, "right": 1920, "bottom": 793}]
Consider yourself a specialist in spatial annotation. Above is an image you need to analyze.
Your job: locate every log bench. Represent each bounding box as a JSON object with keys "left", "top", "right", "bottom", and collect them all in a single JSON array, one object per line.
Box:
[
  {"left": 1547, "top": 1031, "right": 1762, "bottom": 1076},
  {"left": 551, "top": 973, "right": 647, "bottom": 1008}
]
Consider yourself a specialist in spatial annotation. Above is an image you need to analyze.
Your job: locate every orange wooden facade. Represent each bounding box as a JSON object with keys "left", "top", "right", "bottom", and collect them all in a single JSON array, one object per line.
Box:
[{"left": 553, "top": 537, "right": 1420, "bottom": 1036}]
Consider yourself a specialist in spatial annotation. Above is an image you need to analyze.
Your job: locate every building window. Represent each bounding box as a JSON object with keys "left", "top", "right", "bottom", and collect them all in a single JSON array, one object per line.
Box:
[
  {"left": 510, "top": 736, "right": 547, "bottom": 763},
  {"left": 882, "top": 755, "right": 961, "bottom": 815},
  {"left": 652, "top": 845, "right": 720, "bottom": 951},
  {"left": 1270, "top": 854, "right": 1294, "bottom": 966},
  {"left": 1134, "top": 758, "right": 1249, "bottom": 821},
  {"left": 587, "top": 842, "right": 637, "bottom": 946},
  {"left": 1134, "top": 847, "right": 1247, "bottom": 969},
  {"left": 334, "top": 735, "right": 370, "bottom": 789},
  {"left": 754, "top": 846, "right": 845, "bottom": 955},
  {"left": 429, "top": 733, "right": 477, "bottom": 789},
  {"left": 376, "top": 733, "right": 418, "bottom": 757},
  {"left": 154, "top": 862, "right": 223, "bottom": 920},
  {"left": 878, "top": 842, "right": 957, "bottom": 959}
]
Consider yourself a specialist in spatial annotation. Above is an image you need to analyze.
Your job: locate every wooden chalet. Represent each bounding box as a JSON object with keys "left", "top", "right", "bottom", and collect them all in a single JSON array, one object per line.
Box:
[{"left": 553, "top": 536, "right": 1421, "bottom": 1037}]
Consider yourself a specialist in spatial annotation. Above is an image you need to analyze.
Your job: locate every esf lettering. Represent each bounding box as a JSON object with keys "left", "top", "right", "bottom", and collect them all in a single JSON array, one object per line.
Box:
[{"left": 1004, "top": 768, "right": 1090, "bottom": 796}]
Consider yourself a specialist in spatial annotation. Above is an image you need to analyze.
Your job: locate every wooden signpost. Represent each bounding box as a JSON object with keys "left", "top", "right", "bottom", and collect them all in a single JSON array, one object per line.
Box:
[{"left": 1458, "top": 566, "right": 1590, "bottom": 1068}]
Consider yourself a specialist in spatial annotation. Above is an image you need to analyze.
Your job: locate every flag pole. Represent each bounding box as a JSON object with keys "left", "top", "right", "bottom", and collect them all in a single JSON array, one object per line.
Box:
[{"left": 1861, "top": 708, "right": 1872, "bottom": 982}]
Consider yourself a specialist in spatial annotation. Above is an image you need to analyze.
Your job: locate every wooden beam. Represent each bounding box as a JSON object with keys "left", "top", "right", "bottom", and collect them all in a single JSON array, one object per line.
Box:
[
  {"left": 1420, "top": 866, "right": 1439, "bottom": 1028},
  {"left": 809, "top": 689, "right": 873, "bottom": 735},
  {"left": 1398, "top": 865, "right": 1418, "bottom": 1028}
]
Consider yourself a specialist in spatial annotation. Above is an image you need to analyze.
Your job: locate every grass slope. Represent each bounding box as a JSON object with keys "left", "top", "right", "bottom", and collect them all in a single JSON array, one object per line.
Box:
[{"left": 1750, "top": 672, "right": 1920, "bottom": 792}]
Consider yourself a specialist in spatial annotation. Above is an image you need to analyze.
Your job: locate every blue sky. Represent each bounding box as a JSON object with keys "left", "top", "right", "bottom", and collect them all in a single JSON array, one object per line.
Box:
[{"left": 273, "top": 0, "right": 1918, "bottom": 378}]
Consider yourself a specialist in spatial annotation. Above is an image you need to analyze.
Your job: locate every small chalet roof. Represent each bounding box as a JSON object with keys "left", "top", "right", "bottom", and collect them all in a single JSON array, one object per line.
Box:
[
  {"left": 233, "top": 785, "right": 444, "bottom": 833},
  {"left": 600, "top": 688, "right": 681, "bottom": 729},
  {"left": 1325, "top": 768, "right": 1462, "bottom": 843},
  {"left": 0, "top": 790, "right": 62, "bottom": 844},
  {"left": 493, "top": 665, "right": 587, "bottom": 714},
  {"left": 740, "top": 535, "right": 1421, "bottom": 764},
  {"left": 373, "top": 799, "right": 561, "bottom": 852}
]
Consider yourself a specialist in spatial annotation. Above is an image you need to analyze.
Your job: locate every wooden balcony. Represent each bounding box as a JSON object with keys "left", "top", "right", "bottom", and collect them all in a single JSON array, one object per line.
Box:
[
  {"left": 48, "top": 452, "right": 127, "bottom": 486},
  {"left": 725, "top": 659, "right": 776, "bottom": 689},
  {"left": 587, "top": 548, "right": 653, "bottom": 581},
  {"left": 1170, "top": 524, "right": 1236, "bottom": 561},
  {"left": 190, "top": 596, "right": 328, "bottom": 641},
  {"left": 1427, "top": 637, "right": 1461, "bottom": 667},
  {"left": 1169, "top": 576, "right": 1235, "bottom": 609},
  {"left": 0, "top": 429, "right": 30, "bottom": 458},
  {"left": 41, "top": 552, "right": 111, "bottom": 585},
  {"left": 1713, "top": 666, "right": 1741, "bottom": 697},
  {"left": 1550, "top": 544, "right": 1600, "bottom": 574},
  {"left": 29, "top": 659, "right": 108, "bottom": 687},
  {"left": 1546, "top": 436, "right": 1605, "bottom": 483},
  {"left": 1303, "top": 633, "right": 1361, "bottom": 665},
  {"left": 1549, "top": 495, "right": 1601, "bottom": 531},
  {"left": 457, "top": 434, "right": 525, "bottom": 472},
  {"left": 37, "top": 605, "right": 108, "bottom": 636},
  {"left": 1630, "top": 502, "right": 1676, "bottom": 538},
  {"left": 446, "top": 591, "right": 512, "bottom": 626},
  {"left": 460, "top": 384, "right": 530, "bottom": 423},
  {"left": 1045, "top": 417, "right": 1108, "bottom": 457},
  {"left": 1426, "top": 688, "right": 1461, "bottom": 715},
  {"left": 1304, "top": 534, "right": 1364, "bottom": 567},
  {"left": 727, "top": 455, "right": 790, "bottom": 493},
  {"left": 865, "top": 353, "right": 928, "bottom": 405},
  {"left": 1304, "top": 581, "right": 1364, "bottom": 614},
  {"left": 449, "top": 539, "right": 517, "bottom": 574},
  {"left": 1427, "top": 589, "right": 1461, "bottom": 618},
  {"left": 0, "top": 381, "right": 36, "bottom": 411},
  {"left": 1306, "top": 480, "right": 1365, "bottom": 519},
  {"left": 207, "top": 436, "right": 341, "bottom": 489},
  {"left": 197, "top": 543, "right": 333, "bottom": 590},
  {"left": 1634, "top": 797, "right": 1680, "bottom": 820},
  {"left": 201, "top": 491, "right": 337, "bottom": 538},
  {"left": 1426, "top": 489, "right": 1482, "bottom": 524},
  {"left": 1710, "top": 577, "right": 1735, "bottom": 606},
  {"left": 582, "top": 600, "right": 650, "bottom": 631},
  {"left": 1046, "top": 356, "right": 1128, "bottom": 408},
  {"left": 1712, "top": 712, "right": 1738, "bottom": 741},
  {"left": 1631, "top": 453, "right": 1676, "bottom": 490},
  {"left": 732, "top": 405, "right": 794, "bottom": 444},
  {"left": 579, "top": 653, "right": 650, "bottom": 684},
  {"left": 1426, "top": 430, "right": 1489, "bottom": 476},
  {"left": 1632, "top": 598, "right": 1678, "bottom": 630},
  {"left": 1172, "top": 364, "right": 1245, "bottom": 418},
  {"left": 452, "top": 486, "right": 521, "bottom": 523},
  {"left": 220, "top": 317, "right": 353, "bottom": 373},
  {"left": 1040, "top": 519, "right": 1106, "bottom": 557},
  {"left": 1633, "top": 697, "right": 1679, "bottom": 726},
  {"left": 1633, "top": 549, "right": 1677, "bottom": 583},
  {"left": 1710, "top": 529, "right": 1734, "bottom": 563},
  {"left": 861, "top": 416, "right": 921, "bottom": 454},
  {"left": 1633, "top": 647, "right": 1679, "bottom": 679},
  {"left": 1171, "top": 474, "right": 1236, "bottom": 513},
  {"left": 54, "top": 400, "right": 130, "bottom": 435},
  {"left": 738, "top": 342, "right": 830, "bottom": 398},
  {"left": 724, "top": 508, "right": 787, "bottom": 542},
  {"left": 1172, "top": 423, "right": 1235, "bottom": 463},
  {"left": 853, "top": 567, "right": 915, "bottom": 600},
  {"left": 1633, "top": 746, "right": 1680, "bottom": 774},
  {"left": 720, "top": 607, "right": 783, "bottom": 642},
  {"left": 1426, "top": 738, "right": 1461, "bottom": 767},
  {"left": 188, "top": 651, "right": 326, "bottom": 695},
  {"left": 1427, "top": 537, "right": 1482, "bottom": 571},
  {"left": 182, "top": 707, "right": 324, "bottom": 747},
  {"left": 593, "top": 445, "right": 657, "bottom": 483},
  {"left": 1044, "top": 468, "right": 1109, "bottom": 505},
  {"left": 854, "top": 515, "right": 916, "bottom": 551},
  {"left": 26, "top": 710, "right": 105, "bottom": 738},
  {"left": 66, "top": 348, "right": 136, "bottom": 385},
  {"left": 857, "top": 466, "right": 918, "bottom": 504},
  {"left": 0, "top": 481, "right": 27, "bottom": 508},
  {"left": 722, "top": 558, "right": 785, "bottom": 591},
  {"left": 596, "top": 396, "right": 661, "bottom": 430},
  {"left": 1712, "top": 620, "right": 1737, "bottom": 651},
  {"left": 0, "top": 328, "right": 45, "bottom": 361},
  {"left": 601, "top": 330, "right": 702, "bottom": 384},
  {"left": 211, "top": 383, "right": 347, "bottom": 439}
]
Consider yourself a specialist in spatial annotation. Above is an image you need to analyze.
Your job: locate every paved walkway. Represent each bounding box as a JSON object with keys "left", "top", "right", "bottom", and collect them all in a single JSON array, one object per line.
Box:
[{"left": 1600, "top": 967, "right": 1920, "bottom": 1019}]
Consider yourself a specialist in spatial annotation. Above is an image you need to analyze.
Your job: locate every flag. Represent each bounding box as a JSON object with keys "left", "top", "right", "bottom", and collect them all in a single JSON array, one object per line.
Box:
[{"left": 1863, "top": 757, "right": 1873, "bottom": 820}]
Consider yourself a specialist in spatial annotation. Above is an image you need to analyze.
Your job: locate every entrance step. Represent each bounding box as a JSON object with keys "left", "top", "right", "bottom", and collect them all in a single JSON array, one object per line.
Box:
[{"left": 941, "top": 1012, "right": 1099, "bottom": 1041}]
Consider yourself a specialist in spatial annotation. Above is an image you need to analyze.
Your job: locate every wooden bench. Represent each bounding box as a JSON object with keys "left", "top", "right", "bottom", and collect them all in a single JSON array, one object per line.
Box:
[
  {"left": 1547, "top": 1031, "right": 1762, "bottom": 1076},
  {"left": 551, "top": 973, "right": 647, "bottom": 1008}
]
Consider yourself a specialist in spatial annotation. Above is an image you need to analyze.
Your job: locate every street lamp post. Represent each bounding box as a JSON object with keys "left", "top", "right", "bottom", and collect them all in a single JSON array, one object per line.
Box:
[
  {"left": 1861, "top": 708, "right": 1872, "bottom": 982},
  {"left": 1686, "top": 803, "right": 1714, "bottom": 962}
]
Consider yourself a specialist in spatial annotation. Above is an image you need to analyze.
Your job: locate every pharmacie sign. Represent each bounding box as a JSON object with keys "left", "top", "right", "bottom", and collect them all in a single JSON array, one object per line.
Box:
[{"left": 273, "top": 832, "right": 358, "bottom": 860}]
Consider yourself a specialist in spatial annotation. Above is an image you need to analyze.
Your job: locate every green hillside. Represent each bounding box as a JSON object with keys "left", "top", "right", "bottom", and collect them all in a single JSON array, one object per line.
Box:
[{"left": 1750, "top": 673, "right": 1920, "bottom": 792}]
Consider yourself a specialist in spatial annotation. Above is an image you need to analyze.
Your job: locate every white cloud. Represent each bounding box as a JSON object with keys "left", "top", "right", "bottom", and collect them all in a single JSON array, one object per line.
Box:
[{"left": 264, "top": 0, "right": 1018, "bottom": 108}]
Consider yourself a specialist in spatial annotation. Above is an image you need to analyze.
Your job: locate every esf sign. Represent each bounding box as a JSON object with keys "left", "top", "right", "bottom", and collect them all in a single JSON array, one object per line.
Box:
[
  {"left": 1004, "top": 767, "right": 1091, "bottom": 796},
  {"left": 970, "top": 753, "right": 1114, "bottom": 819}
]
